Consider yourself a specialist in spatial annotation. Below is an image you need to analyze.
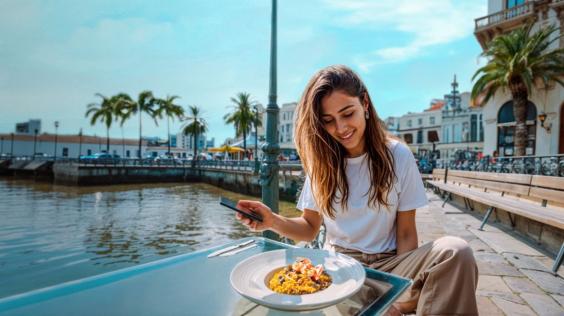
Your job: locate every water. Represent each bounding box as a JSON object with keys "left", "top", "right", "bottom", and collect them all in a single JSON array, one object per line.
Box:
[{"left": 0, "top": 178, "right": 299, "bottom": 299}]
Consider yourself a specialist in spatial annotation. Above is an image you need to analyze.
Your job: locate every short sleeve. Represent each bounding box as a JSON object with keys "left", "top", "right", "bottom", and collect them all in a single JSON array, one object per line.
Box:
[
  {"left": 394, "top": 143, "right": 428, "bottom": 212},
  {"left": 296, "top": 176, "right": 320, "bottom": 212}
]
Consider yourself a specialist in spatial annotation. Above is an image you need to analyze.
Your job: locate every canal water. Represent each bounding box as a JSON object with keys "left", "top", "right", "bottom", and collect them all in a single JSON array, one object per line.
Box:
[{"left": 0, "top": 178, "right": 300, "bottom": 299}]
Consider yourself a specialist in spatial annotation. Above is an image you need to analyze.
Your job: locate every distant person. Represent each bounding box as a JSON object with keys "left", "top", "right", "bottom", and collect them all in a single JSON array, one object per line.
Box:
[{"left": 235, "top": 65, "right": 478, "bottom": 315}]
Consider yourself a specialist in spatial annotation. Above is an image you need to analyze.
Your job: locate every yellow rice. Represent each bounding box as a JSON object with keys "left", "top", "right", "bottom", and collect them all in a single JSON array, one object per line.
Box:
[{"left": 268, "top": 266, "right": 332, "bottom": 295}]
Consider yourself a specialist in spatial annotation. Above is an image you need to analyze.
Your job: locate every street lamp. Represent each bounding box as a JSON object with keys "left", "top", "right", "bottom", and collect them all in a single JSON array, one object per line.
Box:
[
  {"left": 54, "top": 121, "right": 59, "bottom": 160},
  {"left": 33, "top": 129, "right": 38, "bottom": 158},
  {"left": 261, "top": 0, "right": 280, "bottom": 240},
  {"left": 10, "top": 133, "right": 14, "bottom": 158}
]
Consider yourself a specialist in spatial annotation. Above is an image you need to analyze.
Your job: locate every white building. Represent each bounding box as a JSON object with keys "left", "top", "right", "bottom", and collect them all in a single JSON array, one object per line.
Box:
[
  {"left": 396, "top": 101, "right": 443, "bottom": 156},
  {"left": 0, "top": 133, "right": 146, "bottom": 158},
  {"left": 384, "top": 117, "right": 400, "bottom": 136},
  {"left": 15, "top": 119, "right": 41, "bottom": 135},
  {"left": 437, "top": 77, "right": 484, "bottom": 160},
  {"left": 279, "top": 102, "right": 297, "bottom": 154},
  {"left": 474, "top": 0, "right": 564, "bottom": 156}
]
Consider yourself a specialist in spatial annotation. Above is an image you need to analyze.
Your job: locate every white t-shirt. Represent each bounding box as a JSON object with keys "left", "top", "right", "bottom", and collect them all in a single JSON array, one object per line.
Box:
[{"left": 296, "top": 140, "right": 427, "bottom": 254}]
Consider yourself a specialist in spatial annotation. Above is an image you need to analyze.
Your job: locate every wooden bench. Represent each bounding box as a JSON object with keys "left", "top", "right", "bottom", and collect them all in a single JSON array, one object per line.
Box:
[{"left": 427, "top": 169, "right": 564, "bottom": 275}]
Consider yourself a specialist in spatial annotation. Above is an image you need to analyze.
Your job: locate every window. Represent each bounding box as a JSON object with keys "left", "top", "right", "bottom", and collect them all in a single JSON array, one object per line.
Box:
[
  {"left": 471, "top": 114, "right": 477, "bottom": 142},
  {"left": 62, "top": 148, "right": 68, "bottom": 157},
  {"left": 430, "top": 117, "right": 435, "bottom": 125},
  {"left": 87, "top": 149, "right": 92, "bottom": 155},
  {"left": 407, "top": 120, "right": 412, "bottom": 128},
  {"left": 497, "top": 100, "right": 537, "bottom": 156},
  {"left": 404, "top": 134, "right": 413, "bottom": 144},
  {"left": 126, "top": 150, "right": 130, "bottom": 157},
  {"left": 417, "top": 130, "right": 423, "bottom": 144},
  {"left": 506, "top": 0, "right": 525, "bottom": 9},
  {"left": 418, "top": 118, "right": 423, "bottom": 126}
]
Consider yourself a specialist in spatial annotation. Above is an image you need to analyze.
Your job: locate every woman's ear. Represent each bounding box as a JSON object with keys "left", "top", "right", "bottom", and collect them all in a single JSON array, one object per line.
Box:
[{"left": 363, "top": 92, "right": 369, "bottom": 111}]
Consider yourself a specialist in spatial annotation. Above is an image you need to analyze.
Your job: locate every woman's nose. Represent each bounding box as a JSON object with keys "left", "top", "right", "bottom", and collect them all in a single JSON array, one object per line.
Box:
[{"left": 335, "top": 119, "right": 347, "bottom": 134}]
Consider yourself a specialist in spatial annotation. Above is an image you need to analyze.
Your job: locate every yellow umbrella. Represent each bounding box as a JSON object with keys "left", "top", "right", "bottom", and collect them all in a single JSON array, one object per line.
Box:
[{"left": 208, "top": 145, "right": 245, "bottom": 153}]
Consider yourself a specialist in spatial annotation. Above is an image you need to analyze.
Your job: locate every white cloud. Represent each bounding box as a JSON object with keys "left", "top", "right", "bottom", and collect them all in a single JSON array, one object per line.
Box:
[{"left": 323, "top": 0, "right": 487, "bottom": 71}]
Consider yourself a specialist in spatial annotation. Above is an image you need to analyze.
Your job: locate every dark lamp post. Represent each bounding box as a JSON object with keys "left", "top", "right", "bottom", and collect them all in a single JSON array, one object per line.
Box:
[
  {"left": 261, "top": 0, "right": 280, "bottom": 240},
  {"left": 253, "top": 105, "right": 259, "bottom": 174},
  {"left": 78, "top": 128, "right": 83, "bottom": 159},
  {"left": 54, "top": 121, "right": 59, "bottom": 160},
  {"left": 33, "top": 129, "right": 38, "bottom": 158}
]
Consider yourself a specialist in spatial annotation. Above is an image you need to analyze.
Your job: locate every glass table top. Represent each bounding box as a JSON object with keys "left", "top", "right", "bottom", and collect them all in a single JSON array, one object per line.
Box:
[{"left": 0, "top": 237, "right": 411, "bottom": 316}]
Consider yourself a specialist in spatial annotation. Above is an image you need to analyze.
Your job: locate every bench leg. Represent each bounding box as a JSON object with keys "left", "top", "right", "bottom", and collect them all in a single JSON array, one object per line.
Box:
[
  {"left": 552, "top": 242, "right": 564, "bottom": 275},
  {"left": 479, "top": 207, "right": 495, "bottom": 231},
  {"left": 441, "top": 192, "right": 452, "bottom": 208}
]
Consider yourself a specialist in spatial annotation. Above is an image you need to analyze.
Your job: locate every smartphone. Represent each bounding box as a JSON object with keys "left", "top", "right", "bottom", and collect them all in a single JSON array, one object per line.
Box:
[{"left": 220, "top": 197, "right": 263, "bottom": 222}]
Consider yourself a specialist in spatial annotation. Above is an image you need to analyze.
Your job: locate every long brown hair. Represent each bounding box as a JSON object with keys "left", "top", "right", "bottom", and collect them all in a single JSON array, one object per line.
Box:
[{"left": 295, "top": 65, "right": 395, "bottom": 218}]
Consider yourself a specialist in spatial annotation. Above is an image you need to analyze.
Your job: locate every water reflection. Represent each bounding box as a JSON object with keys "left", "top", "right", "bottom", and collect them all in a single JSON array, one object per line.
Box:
[{"left": 0, "top": 178, "right": 299, "bottom": 298}]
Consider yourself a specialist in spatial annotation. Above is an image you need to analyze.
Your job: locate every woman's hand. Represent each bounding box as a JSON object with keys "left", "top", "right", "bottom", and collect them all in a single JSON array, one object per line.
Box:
[{"left": 235, "top": 200, "right": 277, "bottom": 232}]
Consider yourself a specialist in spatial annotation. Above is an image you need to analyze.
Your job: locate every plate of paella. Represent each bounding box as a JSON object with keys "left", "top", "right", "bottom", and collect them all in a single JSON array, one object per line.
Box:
[{"left": 230, "top": 248, "right": 366, "bottom": 311}]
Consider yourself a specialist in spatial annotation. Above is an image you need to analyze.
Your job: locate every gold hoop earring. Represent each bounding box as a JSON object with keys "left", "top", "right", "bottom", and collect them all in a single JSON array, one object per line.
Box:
[{"left": 365, "top": 111, "right": 369, "bottom": 119}]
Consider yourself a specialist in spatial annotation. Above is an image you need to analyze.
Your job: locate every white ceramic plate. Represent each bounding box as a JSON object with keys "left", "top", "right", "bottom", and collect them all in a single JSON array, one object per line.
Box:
[{"left": 230, "top": 248, "right": 366, "bottom": 311}]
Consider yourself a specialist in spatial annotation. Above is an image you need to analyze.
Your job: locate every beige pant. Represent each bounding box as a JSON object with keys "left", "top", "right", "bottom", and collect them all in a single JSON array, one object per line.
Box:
[{"left": 332, "top": 236, "right": 479, "bottom": 316}]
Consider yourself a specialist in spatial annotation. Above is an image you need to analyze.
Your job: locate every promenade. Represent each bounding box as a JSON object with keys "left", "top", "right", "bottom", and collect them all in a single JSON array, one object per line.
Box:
[{"left": 418, "top": 192, "right": 564, "bottom": 315}]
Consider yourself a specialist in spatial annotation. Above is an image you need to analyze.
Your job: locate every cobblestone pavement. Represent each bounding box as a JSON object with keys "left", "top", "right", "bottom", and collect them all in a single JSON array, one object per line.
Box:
[{"left": 417, "top": 192, "right": 564, "bottom": 316}]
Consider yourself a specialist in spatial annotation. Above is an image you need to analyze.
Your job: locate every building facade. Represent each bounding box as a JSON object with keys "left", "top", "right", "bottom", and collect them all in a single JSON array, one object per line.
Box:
[
  {"left": 474, "top": 0, "right": 564, "bottom": 156},
  {"left": 15, "top": 119, "right": 41, "bottom": 135},
  {"left": 396, "top": 103, "right": 443, "bottom": 156},
  {"left": 0, "top": 133, "right": 146, "bottom": 158},
  {"left": 436, "top": 77, "right": 484, "bottom": 160}
]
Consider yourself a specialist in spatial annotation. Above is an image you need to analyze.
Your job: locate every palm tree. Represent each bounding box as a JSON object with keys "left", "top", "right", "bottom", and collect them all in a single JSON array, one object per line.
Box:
[
  {"left": 155, "top": 95, "right": 184, "bottom": 156},
  {"left": 182, "top": 105, "right": 207, "bottom": 160},
  {"left": 118, "top": 91, "right": 158, "bottom": 158},
  {"left": 85, "top": 93, "right": 117, "bottom": 153},
  {"left": 471, "top": 24, "right": 564, "bottom": 156},
  {"left": 224, "top": 92, "right": 259, "bottom": 157},
  {"left": 112, "top": 93, "right": 134, "bottom": 157}
]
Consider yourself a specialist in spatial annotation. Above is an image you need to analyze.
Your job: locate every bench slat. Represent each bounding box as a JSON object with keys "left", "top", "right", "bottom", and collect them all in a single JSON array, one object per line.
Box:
[
  {"left": 447, "top": 175, "right": 530, "bottom": 196},
  {"left": 448, "top": 170, "right": 532, "bottom": 185},
  {"left": 435, "top": 183, "right": 564, "bottom": 230},
  {"left": 531, "top": 175, "right": 564, "bottom": 191},
  {"left": 529, "top": 187, "right": 564, "bottom": 204}
]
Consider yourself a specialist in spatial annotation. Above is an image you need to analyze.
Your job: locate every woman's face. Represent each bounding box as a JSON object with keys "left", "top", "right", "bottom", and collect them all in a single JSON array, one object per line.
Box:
[{"left": 320, "top": 90, "right": 368, "bottom": 157}]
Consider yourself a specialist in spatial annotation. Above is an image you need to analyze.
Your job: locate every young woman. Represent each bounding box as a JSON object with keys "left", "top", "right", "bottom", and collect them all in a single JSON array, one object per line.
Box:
[{"left": 235, "top": 65, "right": 478, "bottom": 316}]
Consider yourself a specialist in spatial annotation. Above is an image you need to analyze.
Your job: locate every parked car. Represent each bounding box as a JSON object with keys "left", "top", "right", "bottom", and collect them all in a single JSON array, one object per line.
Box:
[
  {"left": 79, "top": 153, "right": 115, "bottom": 163},
  {"left": 154, "top": 155, "right": 183, "bottom": 164}
]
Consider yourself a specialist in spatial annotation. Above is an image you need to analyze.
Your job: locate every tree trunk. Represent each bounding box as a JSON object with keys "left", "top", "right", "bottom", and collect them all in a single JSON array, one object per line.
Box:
[
  {"left": 138, "top": 110, "right": 142, "bottom": 158},
  {"left": 243, "top": 130, "right": 247, "bottom": 160},
  {"left": 106, "top": 128, "right": 110, "bottom": 153},
  {"left": 510, "top": 79, "right": 529, "bottom": 156},
  {"left": 193, "top": 132, "right": 198, "bottom": 161},
  {"left": 167, "top": 116, "right": 171, "bottom": 156}
]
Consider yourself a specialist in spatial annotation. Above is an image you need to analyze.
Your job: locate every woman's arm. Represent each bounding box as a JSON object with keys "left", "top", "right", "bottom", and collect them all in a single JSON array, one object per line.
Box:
[
  {"left": 396, "top": 210, "right": 418, "bottom": 254},
  {"left": 235, "top": 200, "right": 323, "bottom": 242}
]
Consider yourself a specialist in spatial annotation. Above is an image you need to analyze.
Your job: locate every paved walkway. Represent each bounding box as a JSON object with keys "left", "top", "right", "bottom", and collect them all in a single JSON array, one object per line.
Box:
[{"left": 417, "top": 192, "right": 564, "bottom": 315}]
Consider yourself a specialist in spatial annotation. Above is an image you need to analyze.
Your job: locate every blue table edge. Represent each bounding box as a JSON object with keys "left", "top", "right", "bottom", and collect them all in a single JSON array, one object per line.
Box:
[{"left": 0, "top": 237, "right": 412, "bottom": 316}]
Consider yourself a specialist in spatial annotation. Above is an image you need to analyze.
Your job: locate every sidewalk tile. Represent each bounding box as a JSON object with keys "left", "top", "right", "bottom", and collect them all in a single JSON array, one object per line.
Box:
[
  {"left": 503, "top": 253, "right": 551, "bottom": 272},
  {"left": 520, "top": 269, "right": 564, "bottom": 295},
  {"left": 470, "top": 228, "right": 544, "bottom": 256},
  {"left": 477, "top": 275, "right": 512, "bottom": 293},
  {"left": 476, "top": 296, "right": 505, "bottom": 316},
  {"left": 475, "top": 252, "right": 523, "bottom": 276},
  {"left": 520, "top": 293, "right": 564, "bottom": 316},
  {"left": 491, "top": 296, "right": 536, "bottom": 316},
  {"left": 503, "top": 276, "right": 544, "bottom": 294}
]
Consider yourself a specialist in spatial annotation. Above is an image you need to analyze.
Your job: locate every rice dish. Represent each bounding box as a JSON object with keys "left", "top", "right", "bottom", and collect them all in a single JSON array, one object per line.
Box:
[{"left": 268, "top": 257, "right": 332, "bottom": 295}]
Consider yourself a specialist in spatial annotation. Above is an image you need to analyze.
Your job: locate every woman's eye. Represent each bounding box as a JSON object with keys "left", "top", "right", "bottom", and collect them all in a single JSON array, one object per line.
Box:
[
  {"left": 343, "top": 112, "right": 353, "bottom": 117},
  {"left": 323, "top": 120, "right": 333, "bottom": 124}
]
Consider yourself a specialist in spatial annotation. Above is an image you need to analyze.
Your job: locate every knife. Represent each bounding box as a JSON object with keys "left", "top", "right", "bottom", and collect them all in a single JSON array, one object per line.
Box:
[{"left": 207, "top": 240, "right": 255, "bottom": 258}]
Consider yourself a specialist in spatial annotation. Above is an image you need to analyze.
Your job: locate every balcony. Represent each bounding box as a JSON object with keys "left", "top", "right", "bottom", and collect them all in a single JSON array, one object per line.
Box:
[{"left": 475, "top": 2, "right": 535, "bottom": 32}]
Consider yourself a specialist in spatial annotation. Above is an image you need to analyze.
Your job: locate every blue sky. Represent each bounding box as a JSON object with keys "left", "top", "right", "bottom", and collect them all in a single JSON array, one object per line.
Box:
[{"left": 0, "top": 0, "right": 487, "bottom": 144}]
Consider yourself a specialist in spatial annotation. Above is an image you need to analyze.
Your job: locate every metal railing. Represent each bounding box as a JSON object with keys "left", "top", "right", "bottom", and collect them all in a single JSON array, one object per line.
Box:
[
  {"left": 435, "top": 154, "right": 564, "bottom": 177},
  {"left": 475, "top": 1, "right": 535, "bottom": 30}
]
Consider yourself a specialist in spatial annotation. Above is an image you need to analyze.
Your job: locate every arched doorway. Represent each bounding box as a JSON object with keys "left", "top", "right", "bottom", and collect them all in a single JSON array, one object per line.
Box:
[
  {"left": 559, "top": 102, "right": 564, "bottom": 154},
  {"left": 497, "top": 100, "right": 537, "bottom": 156}
]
